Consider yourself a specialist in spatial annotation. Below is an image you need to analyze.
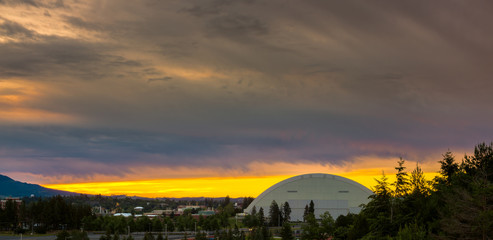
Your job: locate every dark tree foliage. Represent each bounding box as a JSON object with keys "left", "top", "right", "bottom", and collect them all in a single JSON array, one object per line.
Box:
[
  {"left": 70, "top": 230, "right": 90, "bottom": 240},
  {"left": 361, "top": 172, "right": 395, "bottom": 238},
  {"left": 281, "top": 201, "right": 291, "bottom": 223},
  {"left": 333, "top": 213, "right": 355, "bottom": 239},
  {"left": 303, "top": 205, "right": 309, "bottom": 222},
  {"left": 268, "top": 200, "right": 280, "bottom": 227},
  {"left": 143, "top": 232, "right": 154, "bottom": 240},
  {"left": 0, "top": 195, "right": 92, "bottom": 233},
  {"left": 463, "top": 142, "right": 493, "bottom": 182},
  {"left": 280, "top": 222, "right": 294, "bottom": 240},
  {"left": 302, "top": 200, "right": 314, "bottom": 223},
  {"left": 241, "top": 197, "right": 255, "bottom": 210},
  {"left": 439, "top": 151, "right": 459, "bottom": 183},
  {"left": 195, "top": 230, "right": 207, "bottom": 240},
  {"left": 338, "top": 143, "right": 493, "bottom": 239},
  {"left": 308, "top": 200, "right": 315, "bottom": 215},
  {"left": 55, "top": 230, "right": 70, "bottom": 240},
  {"left": 392, "top": 158, "right": 409, "bottom": 197},
  {"left": 257, "top": 207, "right": 265, "bottom": 226},
  {"left": 301, "top": 211, "right": 334, "bottom": 240},
  {"left": 437, "top": 144, "right": 493, "bottom": 240}
]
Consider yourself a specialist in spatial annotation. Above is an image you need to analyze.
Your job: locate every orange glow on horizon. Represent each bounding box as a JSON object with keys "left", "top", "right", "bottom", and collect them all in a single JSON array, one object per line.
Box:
[
  {"left": 43, "top": 176, "right": 292, "bottom": 198},
  {"left": 42, "top": 172, "right": 440, "bottom": 198}
]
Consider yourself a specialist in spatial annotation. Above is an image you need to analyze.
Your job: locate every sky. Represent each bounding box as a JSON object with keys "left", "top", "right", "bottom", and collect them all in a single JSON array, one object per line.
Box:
[{"left": 1, "top": 0, "right": 493, "bottom": 198}]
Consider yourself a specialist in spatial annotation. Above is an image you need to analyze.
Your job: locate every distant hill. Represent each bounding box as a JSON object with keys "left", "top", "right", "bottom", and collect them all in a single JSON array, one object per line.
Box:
[{"left": 0, "top": 174, "right": 77, "bottom": 198}]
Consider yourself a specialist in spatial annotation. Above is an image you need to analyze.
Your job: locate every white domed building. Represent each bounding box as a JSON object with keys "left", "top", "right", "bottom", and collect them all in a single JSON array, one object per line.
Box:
[{"left": 244, "top": 173, "right": 373, "bottom": 221}]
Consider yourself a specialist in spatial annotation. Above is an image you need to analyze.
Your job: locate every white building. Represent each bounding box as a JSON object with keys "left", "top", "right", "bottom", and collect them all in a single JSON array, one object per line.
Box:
[{"left": 244, "top": 173, "right": 373, "bottom": 221}]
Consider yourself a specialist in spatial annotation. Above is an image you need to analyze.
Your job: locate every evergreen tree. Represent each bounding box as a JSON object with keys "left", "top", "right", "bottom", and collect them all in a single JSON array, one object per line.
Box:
[
  {"left": 395, "top": 222, "right": 427, "bottom": 240},
  {"left": 282, "top": 202, "right": 291, "bottom": 223},
  {"left": 319, "top": 212, "right": 335, "bottom": 240},
  {"left": 143, "top": 232, "right": 154, "bottom": 240},
  {"left": 362, "top": 172, "right": 394, "bottom": 238},
  {"left": 232, "top": 225, "right": 241, "bottom": 240},
  {"left": 152, "top": 217, "right": 162, "bottom": 232},
  {"left": 268, "top": 200, "right": 280, "bottom": 227},
  {"left": 280, "top": 222, "right": 294, "bottom": 240},
  {"left": 440, "top": 167, "right": 493, "bottom": 239},
  {"left": 308, "top": 200, "right": 315, "bottom": 215},
  {"left": 463, "top": 142, "right": 493, "bottom": 182},
  {"left": 301, "top": 213, "right": 318, "bottom": 240},
  {"left": 222, "top": 196, "right": 231, "bottom": 208},
  {"left": 393, "top": 157, "right": 409, "bottom": 197},
  {"left": 439, "top": 151, "right": 459, "bottom": 183},
  {"left": 194, "top": 231, "right": 207, "bottom": 240},
  {"left": 410, "top": 163, "right": 430, "bottom": 196},
  {"left": 251, "top": 205, "right": 257, "bottom": 216},
  {"left": 333, "top": 213, "right": 356, "bottom": 240},
  {"left": 56, "top": 230, "right": 70, "bottom": 240},
  {"left": 303, "top": 205, "right": 309, "bottom": 222},
  {"left": 257, "top": 207, "right": 265, "bottom": 226}
]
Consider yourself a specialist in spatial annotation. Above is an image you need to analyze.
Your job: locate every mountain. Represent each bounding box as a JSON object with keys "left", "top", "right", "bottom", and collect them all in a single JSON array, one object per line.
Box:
[{"left": 0, "top": 174, "right": 77, "bottom": 198}]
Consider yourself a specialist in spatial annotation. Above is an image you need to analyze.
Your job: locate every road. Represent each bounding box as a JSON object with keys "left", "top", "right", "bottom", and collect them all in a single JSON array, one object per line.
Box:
[{"left": 0, "top": 232, "right": 203, "bottom": 240}]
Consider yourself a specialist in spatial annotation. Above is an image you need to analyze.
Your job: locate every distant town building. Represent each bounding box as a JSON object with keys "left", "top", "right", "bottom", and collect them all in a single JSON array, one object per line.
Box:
[
  {"left": 114, "top": 213, "right": 133, "bottom": 217},
  {"left": 93, "top": 205, "right": 110, "bottom": 215},
  {"left": 0, "top": 197, "right": 22, "bottom": 209}
]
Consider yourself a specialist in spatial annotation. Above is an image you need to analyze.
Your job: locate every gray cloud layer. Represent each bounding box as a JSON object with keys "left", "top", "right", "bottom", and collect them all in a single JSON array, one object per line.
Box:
[{"left": 1, "top": 0, "right": 493, "bottom": 179}]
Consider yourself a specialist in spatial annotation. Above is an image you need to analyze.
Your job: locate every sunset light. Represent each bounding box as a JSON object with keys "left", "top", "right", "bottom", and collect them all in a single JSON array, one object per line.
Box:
[{"left": 42, "top": 172, "right": 440, "bottom": 198}]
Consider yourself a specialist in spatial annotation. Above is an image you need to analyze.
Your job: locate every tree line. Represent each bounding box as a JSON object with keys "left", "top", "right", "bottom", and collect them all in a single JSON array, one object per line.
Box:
[
  {"left": 0, "top": 195, "right": 91, "bottom": 233},
  {"left": 2, "top": 143, "right": 491, "bottom": 239},
  {"left": 268, "top": 142, "right": 493, "bottom": 239}
]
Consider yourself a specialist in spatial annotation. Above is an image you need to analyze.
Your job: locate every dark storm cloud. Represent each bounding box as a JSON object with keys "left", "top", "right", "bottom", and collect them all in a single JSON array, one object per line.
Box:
[
  {"left": 0, "top": 0, "right": 39, "bottom": 7},
  {"left": 0, "top": 0, "right": 69, "bottom": 8},
  {"left": 0, "top": 19, "right": 37, "bottom": 39},
  {"left": 2, "top": 0, "right": 493, "bottom": 179},
  {"left": 0, "top": 40, "right": 100, "bottom": 79},
  {"left": 182, "top": 0, "right": 254, "bottom": 17},
  {"left": 147, "top": 77, "right": 172, "bottom": 83},
  {"left": 63, "top": 16, "right": 103, "bottom": 31},
  {"left": 0, "top": 125, "right": 309, "bottom": 175},
  {"left": 206, "top": 14, "right": 268, "bottom": 38},
  {"left": 0, "top": 36, "right": 145, "bottom": 81}
]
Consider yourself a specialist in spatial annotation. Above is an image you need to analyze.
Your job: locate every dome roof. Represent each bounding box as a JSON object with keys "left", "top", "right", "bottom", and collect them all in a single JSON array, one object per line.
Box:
[{"left": 244, "top": 173, "right": 373, "bottom": 221}]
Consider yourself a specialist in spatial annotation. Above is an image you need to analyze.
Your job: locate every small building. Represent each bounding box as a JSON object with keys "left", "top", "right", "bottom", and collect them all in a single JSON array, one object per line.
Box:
[
  {"left": 114, "top": 213, "right": 133, "bottom": 217},
  {"left": 0, "top": 197, "right": 22, "bottom": 209},
  {"left": 93, "top": 206, "right": 111, "bottom": 215},
  {"left": 192, "top": 210, "right": 215, "bottom": 220}
]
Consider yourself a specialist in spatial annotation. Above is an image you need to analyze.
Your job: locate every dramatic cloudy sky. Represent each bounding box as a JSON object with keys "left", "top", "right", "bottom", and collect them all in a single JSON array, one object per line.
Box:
[{"left": 1, "top": 0, "right": 492, "bottom": 196}]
